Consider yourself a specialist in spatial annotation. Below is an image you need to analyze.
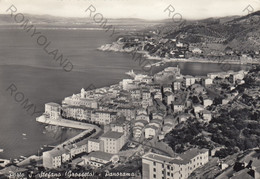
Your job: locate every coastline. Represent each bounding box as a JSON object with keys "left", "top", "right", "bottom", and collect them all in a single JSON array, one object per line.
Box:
[{"left": 98, "top": 43, "right": 260, "bottom": 66}]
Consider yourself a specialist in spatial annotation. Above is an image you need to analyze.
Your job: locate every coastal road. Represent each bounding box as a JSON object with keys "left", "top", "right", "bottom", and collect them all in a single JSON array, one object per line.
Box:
[
  {"left": 36, "top": 115, "right": 101, "bottom": 132},
  {"left": 36, "top": 115, "right": 101, "bottom": 148}
]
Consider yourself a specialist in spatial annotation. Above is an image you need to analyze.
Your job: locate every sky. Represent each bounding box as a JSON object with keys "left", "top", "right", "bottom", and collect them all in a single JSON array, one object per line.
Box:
[{"left": 0, "top": 0, "right": 260, "bottom": 20}]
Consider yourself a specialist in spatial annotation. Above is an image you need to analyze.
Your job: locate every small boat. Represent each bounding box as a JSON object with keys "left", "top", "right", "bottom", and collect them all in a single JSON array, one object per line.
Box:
[
  {"left": 0, "top": 149, "right": 3, "bottom": 152},
  {"left": 22, "top": 133, "right": 27, "bottom": 136}
]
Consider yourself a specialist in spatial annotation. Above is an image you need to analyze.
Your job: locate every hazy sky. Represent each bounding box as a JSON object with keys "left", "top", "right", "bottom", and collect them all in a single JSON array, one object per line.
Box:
[{"left": 1, "top": 0, "right": 260, "bottom": 20}]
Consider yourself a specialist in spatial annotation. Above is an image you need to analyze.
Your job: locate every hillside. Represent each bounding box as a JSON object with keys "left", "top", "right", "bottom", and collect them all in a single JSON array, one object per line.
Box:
[{"left": 162, "top": 11, "right": 260, "bottom": 51}]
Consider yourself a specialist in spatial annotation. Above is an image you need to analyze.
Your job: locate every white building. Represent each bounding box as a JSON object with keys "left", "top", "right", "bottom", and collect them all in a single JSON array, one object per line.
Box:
[
  {"left": 203, "top": 98, "right": 213, "bottom": 107},
  {"left": 45, "top": 102, "right": 61, "bottom": 120},
  {"left": 201, "top": 110, "right": 212, "bottom": 122},
  {"left": 172, "top": 102, "right": 185, "bottom": 113},
  {"left": 91, "top": 111, "right": 117, "bottom": 125},
  {"left": 83, "top": 151, "right": 119, "bottom": 168},
  {"left": 62, "top": 94, "right": 98, "bottom": 109},
  {"left": 202, "top": 78, "right": 213, "bottom": 86},
  {"left": 100, "top": 131, "right": 125, "bottom": 154},
  {"left": 184, "top": 76, "right": 196, "bottom": 87},
  {"left": 136, "top": 114, "right": 150, "bottom": 123},
  {"left": 87, "top": 139, "right": 104, "bottom": 153},
  {"left": 62, "top": 106, "right": 90, "bottom": 120},
  {"left": 165, "top": 92, "right": 175, "bottom": 106},
  {"left": 173, "top": 81, "right": 181, "bottom": 91},
  {"left": 192, "top": 48, "right": 203, "bottom": 54},
  {"left": 110, "top": 117, "right": 130, "bottom": 140},
  {"left": 145, "top": 125, "right": 158, "bottom": 139},
  {"left": 142, "top": 148, "right": 209, "bottom": 179},
  {"left": 122, "top": 79, "right": 137, "bottom": 90},
  {"left": 43, "top": 149, "right": 64, "bottom": 169},
  {"left": 69, "top": 143, "right": 87, "bottom": 157}
]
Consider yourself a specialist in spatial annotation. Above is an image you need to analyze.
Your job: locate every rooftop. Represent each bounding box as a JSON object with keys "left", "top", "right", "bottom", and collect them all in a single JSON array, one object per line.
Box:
[
  {"left": 143, "top": 148, "right": 208, "bottom": 165},
  {"left": 101, "top": 131, "right": 124, "bottom": 139},
  {"left": 86, "top": 151, "right": 115, "bottom": 161},
  {"left": 179, "top": 148, "right": 208, "bottom": 164},
  {"left": 46, "top": 102, "right": 60, "bottom": 107},
  {"left": 110, "top": 116, "right": 128, "bottom": 125},
  {"left": 88, "top": 138, "right": 101, "bottom": 143}
]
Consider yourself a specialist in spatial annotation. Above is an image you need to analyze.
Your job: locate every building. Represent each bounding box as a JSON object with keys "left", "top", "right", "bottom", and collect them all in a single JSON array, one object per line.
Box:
[
  {"left": 162, "top": 84, "right": 173, "bottom": 93},
  {"left": 144, "top": 125, "right": 158, "bottom": 139},
  {"left": 100, "top": 131, "right": 125, "bottom": 154},
  {"left": 83, "top": 151, "right": 119, "bottom": 168},
  {"left": 193, "top": 104, "right": 204, "bottom": 114},
  {"left": 130, "top": 88, "right": 141, "bottom": 100},
  {"left": 142, "top": 89, "right": 151, "bottom": 100},
  {"left": 203, "top": 98, "right": 213, "bottom": 107},
  {"left": 62, "top": 106, "right": 90, "bottom": 120},
  {"left": 62, "top": 150, "right": 71, "bottom": 163},
  {"left": 142, "top": 148, "right": 209, "bottom": 179},
  {"left": 184, "top": 76, "right": 196, "bottom": 87},
  {"left": 173, "top": 81, "right": 181, "bottom": 91},
  {"left": 69, "top": 143, "right": 87, "bottom": 157},
  {"left": 164, "top": 92, "right": 175, "bottom": 106},
  {"left": 230, "top": 71, "right": 245, "bottom": 83},
  {"left": 110, "top": 117, "right": 130, "bottom": 140},
  {"left": 116, "top": 106, "right": 136, "bottom": 120},
  {"left": 150, "top": 119, "right": 162, "bottom": 128},
  {"left": 122, "top": 79, "right": 137, "bottom": 90},
  {"left": 91, "top": 111, "right": 117, "bottom": 125},
  {"left": 142, "top": 97, "right": 153, "bottom": 108},
  {"left": 172, "top": 101, "right": 185, "bottom": 113},
  {"left": 154, "top": 91, "right": 163, "bottom": 100},
  {"left": 201, "top": 110, "right": 212, "bottom": 122},
  {"left": 133, "top": 125, "right": 144, "bottom": 139},
  {"left": 136, "top": 114, "right": 150, "bottom": 123},
  {"left": 45, "top": 102, "right": 61, "bottom": 120},
  {"left": 192, "top": 48, "right": 203, "bottom": 54},
  {"left": 43, "top": 149, "right": 65, "bottom": 169},
  {"left": 87, "top": 139, "right": 104, "bottom": 153},
  {"left": 62, "top": 94, "right": 98, "bottom": 109},
  {"left": 152, "top": 112, "right": 164, "bottom": 120},
  {"left": 202, "top": 78, "right": 213, "bottom": 86}
]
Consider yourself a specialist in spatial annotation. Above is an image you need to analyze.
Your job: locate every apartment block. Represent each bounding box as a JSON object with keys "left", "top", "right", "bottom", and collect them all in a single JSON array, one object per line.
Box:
[{"left": 142, "top": 148, "right": 209, "bottom": 179}]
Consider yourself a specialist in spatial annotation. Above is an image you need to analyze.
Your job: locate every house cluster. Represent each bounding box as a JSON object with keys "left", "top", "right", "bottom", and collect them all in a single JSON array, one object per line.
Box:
[
  {"left": 119, "top": 35, "right": 189, "bottom": 59},
  {"left": 207, "top": 70, "right": 247, "bottom": 105},
  {"left": 41, "top": 65, "right": 249, "bottom": 173},
  {"left": 43, "top": 116, "right": 130, "bottom": 169},
  {"left": 142, "top": 148, "right": 209, "bottom": 179}
]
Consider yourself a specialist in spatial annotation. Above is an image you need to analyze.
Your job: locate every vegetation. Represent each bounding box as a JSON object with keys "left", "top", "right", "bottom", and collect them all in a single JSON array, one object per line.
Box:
[{"left": 165, "top": 66, "right": 260, "bottom": 158}]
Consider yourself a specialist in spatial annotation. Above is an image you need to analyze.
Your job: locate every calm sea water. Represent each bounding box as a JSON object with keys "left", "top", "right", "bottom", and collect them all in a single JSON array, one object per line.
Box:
[{"left": 0, "top": 28, "right": 244, "bottom": 159}]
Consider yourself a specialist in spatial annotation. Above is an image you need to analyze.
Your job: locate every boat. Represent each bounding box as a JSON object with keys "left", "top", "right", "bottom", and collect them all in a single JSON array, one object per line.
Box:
[
  {"left": 0, "top": 149, "right": 3, "bottom": 152},
  {"left": 22, "top": 133, "right": 26, "bottom": 136}
]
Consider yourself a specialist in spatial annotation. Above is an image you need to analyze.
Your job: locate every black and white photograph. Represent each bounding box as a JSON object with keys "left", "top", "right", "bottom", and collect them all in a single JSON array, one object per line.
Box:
[{"left": 0, "top": 0, "right": 260, "bottom": 178}]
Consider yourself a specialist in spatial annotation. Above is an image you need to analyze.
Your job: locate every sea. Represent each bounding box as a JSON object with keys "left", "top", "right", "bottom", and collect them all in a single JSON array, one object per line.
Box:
[{"left": 0, "top": 28, "right": 245, "bottom": 159}]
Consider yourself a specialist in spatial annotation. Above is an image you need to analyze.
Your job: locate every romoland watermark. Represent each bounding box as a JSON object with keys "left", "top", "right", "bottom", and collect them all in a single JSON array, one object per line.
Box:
[
  {"left": 85, "top": 5, "right": 120, "bottom": 38},
  {"left": 6, "top": 83, "right": 43, "bottom": 117},
  {"left": 6, "top": 5, "right": 73, "bottom": 72}
]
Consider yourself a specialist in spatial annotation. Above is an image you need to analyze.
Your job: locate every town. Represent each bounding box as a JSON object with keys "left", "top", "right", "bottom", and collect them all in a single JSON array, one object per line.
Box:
[{"left": 1, "top": 64, "right": 259, "bottom": 179}]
